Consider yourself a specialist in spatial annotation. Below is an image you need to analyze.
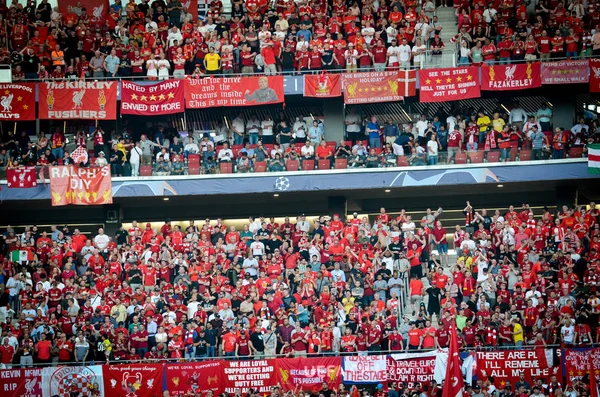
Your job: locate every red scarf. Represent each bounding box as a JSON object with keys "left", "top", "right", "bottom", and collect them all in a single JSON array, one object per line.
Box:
[{"left": 484, "top": 130, "right": 497, "bottom": 151}]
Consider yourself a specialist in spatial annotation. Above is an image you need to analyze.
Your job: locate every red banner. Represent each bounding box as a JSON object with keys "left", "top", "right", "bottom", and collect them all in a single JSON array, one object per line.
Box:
[
  {"left": 7, "top": 167, "right": 37, "bottom": 188},
  {"left": 59, "top": 0, "right": 109, "bottom": 26},
  {"left": 481, "top": 62, "right": 542, "bottom": 91},
  {"left": 541, "top": 60, "right": 589, "bottom": 84},
  {"left": 221, "top": 359, "right": 277, "bottom": 394},
  {"left": 183, "top": 0, "right": 199, "bottom": 19},
  {"left": 304, "top": 73, "right": 341, "bottom": 98},
  {"left": 563, "top": 348, "right": 600, "bottom": 385},
  {"left": 419, "top": 66, "right": 480, "bottom": 102},
  {"left": 398, "top": 69, "right": 417, "bottom": 98},
  {"left": 386, "top": 352, "right": 437, "bottom": 387},
  {"left": 38, "top": 81, "right": 117, "bottom": 120},
  {"left": 0, "top": 83, "right": 36, "bottom": 120},
  {"left": 476, "top": 349, "right": 559, "bottom": 389},
  {"left": 277, "top": 357, "right": 342, "bottom": 393},
  {"left": 0, "top": 368, "right": 42, "bottom": 397},
  {"left": 590, "top": 59, "right": 600, "bottom": 92},
  {"left": 342, "top": 71, "right": 404, "bottom": 104},
  {"left": 185, "top": 76, "right": 284, "bottom": 108},
  {"left": 121, "top": 80, "right": 185, "bottom": 115},
  {"left": 49, "top": 165, "right": 113, "bottom": 206},
  {"left": 166, "top": 361, "right": 224, "bottom": 397}
]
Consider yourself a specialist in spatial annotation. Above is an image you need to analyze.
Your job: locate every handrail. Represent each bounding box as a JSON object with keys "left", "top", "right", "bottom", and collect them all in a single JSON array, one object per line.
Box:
[
  {"left": 11, "top": 55, "right": 596, "bottom": 83},
  {"left": 10, "top": 344, "right": 566, "bottom": 367}
]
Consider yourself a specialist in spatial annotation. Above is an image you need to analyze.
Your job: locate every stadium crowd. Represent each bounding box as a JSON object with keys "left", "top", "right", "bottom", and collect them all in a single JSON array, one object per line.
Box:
[
  {"left": 2, "top": 0, "right": 600, "bottom": 80},
  {"left": 0, "top": 101, "right": 597, "bottom": 175},
  {"left": 0, "top": 201, "right": 599, "bottom": 373}
]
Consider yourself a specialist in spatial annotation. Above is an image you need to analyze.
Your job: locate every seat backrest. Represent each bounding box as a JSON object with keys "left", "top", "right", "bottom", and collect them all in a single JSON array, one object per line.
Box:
[
  {"left": 334, "top": 158, "right": 348, "bottom": 169},
  {"left": 286, "top": 160, "right": 299, "bottom": 171}
]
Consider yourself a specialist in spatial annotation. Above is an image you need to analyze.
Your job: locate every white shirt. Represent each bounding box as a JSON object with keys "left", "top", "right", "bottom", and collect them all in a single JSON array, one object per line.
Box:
[
  {"left": 94, "top": 233, "right": 109, "bottom": 250},
  {"left": 344, "top": 49, "right": 358, "bottom": 65},
  {"left": 509, "top": 108, "right": 528, "bottom": 123},
  {"left": 157, "top": 59, "right": 170, "bottom": 76},
  {"left": 386, "top": 27, "right": 398, "bottom": 44},
  {"left": 184, "top": 143, "right": 199, "bottom": 153},
  {"left": 427, "top": 140, "right": 439, "bottom": 156},
  {"left": 446, "top": 116, "right": 457, "bottom": 132},
  {"left": 232, "top": 117, "right": 245, "bottom": 135},
  {"left": 301, "top": 145, "right": 314, "bottom": 157},
  {"left": 261, "top": 120, "right": 274, "bottom": 136},
  {"left": 483, "top": 8, "right": 497, "bottom": 23},
  {"left": 167, "top": 29, "right": 183, "bottom": 47},
  {"left": 361, "top": 27, "right": 375, "bottom": 45},
  {"left": 218, "top": 148, "right": 233, "bottom": 161},
  {"left": 416, "top": 120, "right": 429, "bottom": 137},
  {"left": 293, "top": 120, "right": 307, "bottom": 138},
  {"left": 250, "top": 241, "right": 265, "bottom": 256},
  {"left": 345, "top": 114, "right": 362, "bottom": 132},
  {"left": 387, "top": 45, "right": 401, "bottom": 63},
  {"left": 398, "top": 44, "right": 411, "bottom": 62},
  {"left": 242, "top": 257, "right": 259, "bottom": 276},
  {"left": 412, "top": 44, "right": 426, "bottom": 63},
  {"left": 247, "top": 119, "right": 260, "bottom": 133}
]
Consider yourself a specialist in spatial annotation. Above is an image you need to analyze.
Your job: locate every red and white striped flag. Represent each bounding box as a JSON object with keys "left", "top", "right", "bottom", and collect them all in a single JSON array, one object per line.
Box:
[
  {"left": 71, "top": 145, "right": 89, "bottom": 164},
  {"left": 7, "top": 167, "right": 37, "bottom": 188}
]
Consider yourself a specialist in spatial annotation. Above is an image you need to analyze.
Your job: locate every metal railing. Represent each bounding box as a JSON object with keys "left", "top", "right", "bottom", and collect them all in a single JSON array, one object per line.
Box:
[
  {"left": 0, "top": 148, "right": 588, "bottom": 183},
  {"left": 7, "top": 344, "right": 565, "bottom": 368}
]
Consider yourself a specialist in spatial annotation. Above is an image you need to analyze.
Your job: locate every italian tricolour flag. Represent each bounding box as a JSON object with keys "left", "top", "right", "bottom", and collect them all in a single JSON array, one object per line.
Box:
[{"left": 589, "top": 144, "right": 600, "bottom": 174}]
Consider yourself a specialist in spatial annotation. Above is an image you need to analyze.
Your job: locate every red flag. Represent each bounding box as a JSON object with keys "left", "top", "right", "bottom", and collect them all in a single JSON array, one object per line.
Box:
[
  {"left": 304, "top": 73, "right": 342, "bottom": 97},
  {"left": 590, "top": 59, "right": 600, "bottom": 93},
  {"left": 591, "top": 370, "right": 599, "bottom": 397},
  {"left": 443, "top": 322, "right": 465, "bottom": 397},
  {"left": 7, "top": 167, "right": 37, "bottom": 188}
]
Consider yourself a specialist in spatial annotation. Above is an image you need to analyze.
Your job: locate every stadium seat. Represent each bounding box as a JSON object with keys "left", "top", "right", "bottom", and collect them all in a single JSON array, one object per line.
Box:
[
  {"left": 254, "top": 161, "right": 267, "bottom": 172},
  {"left": 318, "top": 159, "right": 331, "bottom": 170},
  {"left": 454, "top": 154, "right": 467, "bottom": 164},
  {"left": 302, "top": 159, "right": 315, "bottom": 170},
  {"left": 140, "top": 165, "right": 153, "bottom": 176},
  {"left": 326, "top": 141, "right": 337, "bottom": 152},
  {"left": 397, "top": 156, "right": 409, "bottom": 167},
  {"left": 569, "top": 146, "right": 584, "bottom": 158},
  {"left": 263, "top": 144, "right": 274, "bottom": 153},
  {"left": 509, "top": 147, "right": 519, "bottom": 162},
  {"left": 232, "top": 145, "right": 243, "bottom": 154},
  {"left": 486, "top": 151, "right": 500, "bottom": 163},
  {"left": 334, "top": 158, "right": 347, "bottom": 169},
  {"left": 374, "top": 148, "right": 382, "bottom": 155},
  {"left": 188, "top": 154, "right": 200, "bottom": 166},
  {"left": 469, "top": 152, "right": 484, "bottom": 164},
  {"left": 286, "top": 160, "right": 299, "bottom": 171},
  {"left": 519, "top": 150, "right": 532, "bottom": 161},
  {"left": 220, "top": 162, "right": 233, "bottom": 174},
  {"left": 188, "top": 166, "right": 200, "bottom": 175}
]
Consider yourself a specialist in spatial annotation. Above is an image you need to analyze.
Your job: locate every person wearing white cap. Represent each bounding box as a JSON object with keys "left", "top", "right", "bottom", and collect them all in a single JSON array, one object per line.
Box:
[{"left": 95, "top": 151, "right": 108, "bottom": 167}]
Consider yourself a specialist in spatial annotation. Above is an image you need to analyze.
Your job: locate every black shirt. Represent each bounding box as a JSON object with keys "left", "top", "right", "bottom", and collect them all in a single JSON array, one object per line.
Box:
[{"left": 22, "top": 54, "right": 40, "bottom": 74}]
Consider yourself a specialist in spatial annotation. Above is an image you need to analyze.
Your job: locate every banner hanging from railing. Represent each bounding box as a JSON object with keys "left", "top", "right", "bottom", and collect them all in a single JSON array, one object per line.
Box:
[
  {"left": 185, "top": 76, "right": 284, "bottom": 108},
  {"left": 387, "top": 351, "right": 442, "bottom": 387},
  {"left": 0, "top": 83, "right": 36, "bottom": 120},
  {"left": 541, "top": 60, "right": 589, "bottom": 84},
  {"left": 222, "top": 359, "right": 278, "bottom": 393},
  {"left": 304, "top": 73, "right": 342, "bottom": 98},
  {"left": 476, "top": 349, "right": 558, "bottom": 388},
  {"left": 418, "top": 66, "right": 480, "bottom": 102},
  {"left": 0, "top": 367, "right": 42, "bottom": 397},
  {"left": 38, "top": 81, "right": 117, "bottom": 120},
  {"left": 342, "top": 71, "right": 406, "bottom": 104},
  {"left": 590, "top": 59, "right": 600, "bottom": 92},
  {"left": 342, "top": 355, "right": 387, "bottom": 384},
  {"left": 41, "top": 365, "right": 104, "bottom": 397},
  {"left": 58, "top": 0, "right": 109, "bottom": 26},
  {"left": 121, "top": 80, "right": 185, "bottom": 115},
  {"left": 102, "top": 363, "right": 163, "bottom": 397},
  {"left": 563, "top": 348, "right": 600, "bottom": 385},
  {"left": 165, "top": 362, "right": 224, "bottom": 396},
  {"left": 481, "top": 62, "right": 542, "bottom": 91},
  {"left": 49, "top": 165, "right": 113, "bottom": 206},
  {"left": 277, "top": 357, "right": 342, "bottom": 393}
]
